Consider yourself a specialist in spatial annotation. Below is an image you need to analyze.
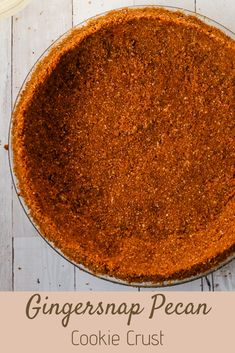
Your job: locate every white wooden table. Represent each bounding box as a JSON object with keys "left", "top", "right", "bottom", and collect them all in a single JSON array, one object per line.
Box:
[{"left": 0, "top": 0, "right": 234, "bottom": 291}]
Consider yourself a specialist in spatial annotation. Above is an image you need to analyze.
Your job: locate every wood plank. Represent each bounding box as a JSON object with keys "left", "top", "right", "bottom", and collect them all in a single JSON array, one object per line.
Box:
[
  {"left": 196, "top": 0, "right": 235, "bottom": 32},
  {"left": 73, "top": 0, "right": 135, "bottom": 25},
  {"left": 12, "top": 0, "right": 75, "bottom": 290},
  {"left": 72, "top": 0, "right": 195, "bottom": 26},
  {"left": 213, "top": 261, "right": 235, "bottom": 291},
  {"left": 133, "top": 0, "right": 195, "bottom": 11},
  {"left": 12, "top": 0, "right": 73, "bottom": 101},
  {"left": 0, "top": 17, "right": 12, "bottom": 291},
  {"left": 201, "top": 275, "right": 214, "bottom": 292},
  {"left": 75, "top": 271, "right": 137, "bottom": 291},
  {"left": 196, "top": 0, "right": 235, "bottom": 291},
  {"left": 14, "top": 237, "right": 75, "bottom": 290}
]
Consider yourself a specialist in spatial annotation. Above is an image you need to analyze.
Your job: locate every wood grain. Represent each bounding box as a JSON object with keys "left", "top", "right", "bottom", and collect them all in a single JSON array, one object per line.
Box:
[
  {"left": 133, "top": 0, "right": 195, "bottom": 11},
  {"left": 75, "top": 270, "right": 138, "bottom": 291},
  {"left": 196, "top": 0, "right": 235, "bottom": 32},
  {"left": 196, "top": 0, "right": 235, "bottom": 292},
  {"left": 213, "top": 261, "right": 235, "bottom": 291},
  {"left": 14, "top": 237, "right": 75, "bottom": 290},
  {"left": 0, "top": 17, "right": 12, "bottom": 291},
  {"left": 73, "top": 0, "right": 135, "bottom": 25}
]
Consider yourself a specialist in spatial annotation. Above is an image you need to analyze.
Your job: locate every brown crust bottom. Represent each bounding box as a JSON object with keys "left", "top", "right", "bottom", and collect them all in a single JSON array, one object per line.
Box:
[{"left": 12, "top": 8, "right": 235, "bottom": 284}]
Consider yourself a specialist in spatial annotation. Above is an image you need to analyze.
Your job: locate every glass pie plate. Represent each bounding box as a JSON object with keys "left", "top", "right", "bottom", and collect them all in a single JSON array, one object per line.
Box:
[{"left": 9, "top": 5, "right": 235, "bottom": 288}]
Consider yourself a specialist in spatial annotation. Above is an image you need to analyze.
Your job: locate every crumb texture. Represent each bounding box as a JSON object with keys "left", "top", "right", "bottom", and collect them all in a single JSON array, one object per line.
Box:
[{"left": 13, "top": 8, "right": 235, "bottom": 283}]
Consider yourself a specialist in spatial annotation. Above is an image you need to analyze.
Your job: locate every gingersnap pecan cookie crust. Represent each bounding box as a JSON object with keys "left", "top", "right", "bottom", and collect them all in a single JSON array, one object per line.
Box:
[{"left": 12, "top": 8, "right": 235, "bottom": 284}]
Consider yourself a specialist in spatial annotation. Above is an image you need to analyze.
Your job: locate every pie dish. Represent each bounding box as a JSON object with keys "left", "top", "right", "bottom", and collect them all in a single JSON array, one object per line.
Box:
[{"left": 11, "top": 7, "right": 235, "bottom": 285}]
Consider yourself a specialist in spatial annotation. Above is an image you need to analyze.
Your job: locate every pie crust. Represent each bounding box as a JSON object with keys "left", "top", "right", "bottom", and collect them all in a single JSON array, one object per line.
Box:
[{"left": 12, "top": 8, "right": 235, "bottom": 284}]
